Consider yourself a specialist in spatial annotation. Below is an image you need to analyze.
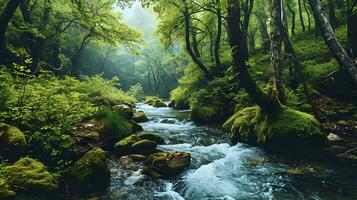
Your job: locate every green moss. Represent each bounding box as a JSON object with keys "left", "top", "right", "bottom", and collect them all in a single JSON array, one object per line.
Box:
[
  {"left": 0, "top": 178, "right": 15, "bottom": 200},
  {"left": 4, "top": 158, "right": 58, "bottom": 193},
  {"left": 131, "top": 139, "right": 157, "bottom": 155},
  {"left": 224, "top": 106, "right": 327, "bottom": 155},
  {"left": 0, "top": 123, "right": 27, "bottom": 149},
  {"left": 190, "top": 104, "right": 222, "bottom": 123},
  {"left": 71, "top": 147, "right": 109, "bottom": 191},
  {"left": 144, "top": 96, "right": 167, "bottom": 107},
  {"left": 223, "top": 106, "right": 258, "bottom": 144},
  {"left": 114, "top": 133, "right": 164, "bottom": 155},
  {"left": 139, "top": 133, "right": 165, "bottom": 144}
]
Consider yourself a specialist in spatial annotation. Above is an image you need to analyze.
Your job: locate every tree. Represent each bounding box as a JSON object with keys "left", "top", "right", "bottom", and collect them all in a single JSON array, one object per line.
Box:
[
  {"left": 227, "top": 0, "right": 280, "bottom": 112},
  {"left": 0, "top": 0, "right": 22, "bottom": 64},
  {"left": 309, "top": 0, "right": 357, "bottom": 83},
  {"left": 298, "top": 0, "right": 306, "bottom": 31}
]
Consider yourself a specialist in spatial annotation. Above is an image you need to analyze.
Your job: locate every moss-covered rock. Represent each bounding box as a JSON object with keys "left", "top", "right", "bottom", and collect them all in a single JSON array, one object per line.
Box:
[
  {"left": 4, "top": 158, "right": 58, "bottom": 193},
  {"left": 144, "top": 96, "right": 167, "bottom": 107},
  {"left": 140, "top": 133, "right": 165, "bottom": 145},
  {"left": 0, "top": 123, "right": 27, "bottom": 149},
  {"left": 224, "top": 106, "right": 327, "bottom": 155},
  {"left": 131, "top": 139, "right": 157, "bottom": 155},
  {"left": 0, "top": 178, "right": 15, "bottom": 200},
  {"left": 190, "top": 104, "right": 226, "bottom": 123},
  {"left": 70, "top": 147, "right": 109, "bottom": 192},
  {"left": 143, "top": 152, "right": 191, "bottom": 179},
  {"left": 112, "top": 104, "right": 134, "bottom": 119},
  {"left": 132, "top": 121, "right": 144, "bottom": 133},
  {"left": 133, "top": 111, "right": 149, "bottom": 123},
  {"left": 114, "top": 133, "right": 164, "bottom": 155}
]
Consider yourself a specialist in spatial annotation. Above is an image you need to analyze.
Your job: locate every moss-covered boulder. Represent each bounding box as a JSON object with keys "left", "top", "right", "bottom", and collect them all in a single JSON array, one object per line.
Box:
[
  {"left": 223, "top": 106, "right": 327, "bottom": 155},
  {"left": 0, "top": 178, "right": 15, "bottom": 200},
  {"left": 190, "top": 104, "right": 226, "bottom": 123},
  {"left": 132, "top": 121, "right": 144, "bottom": 133},
  {"left": 70, "top": 147, "right": 110, "bottom": 192},
  {"left": 112, "top": 104, "right": 134, "bottom": 119},
  {"left": 144, "top": 96, "right": 167, "bottom": 107},
  {"left": 133, "top": 111, "right": 149, "bottom": 123},
  {"left": 3, "top": 158, "right": 58, "bottom": 193},
  {"left": 143, "top": 152, "right": 191, "bottom": 179},
  {"left": 140, "top": 133, "right": 165, "bottom": 145},
  {"left": 0, "top": 123, "right": 26, "bottom": 149},
  {"left": 131, "top": 139, "right": 157, "bottom": 155},
  {"left": 114, "top": 133, "right": 164, "bottom": 155}
]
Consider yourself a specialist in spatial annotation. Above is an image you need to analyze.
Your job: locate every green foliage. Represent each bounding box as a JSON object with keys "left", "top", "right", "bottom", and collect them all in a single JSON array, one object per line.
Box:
[
  {"left": 127, "top": 83, "right": 145, "bottom": 101},
  {"left": 0, "top": 66, "right": 135, "bottom": 166},
  {"left": 77, "top": 75, "right": 135, "bottom": 106},
  {"left": 95, "top": 107, "right": 133, "bottom": 139}
]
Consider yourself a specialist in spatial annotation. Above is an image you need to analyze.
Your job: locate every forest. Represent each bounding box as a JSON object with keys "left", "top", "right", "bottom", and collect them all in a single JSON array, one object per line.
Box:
[{"left": 0, "top": 0, "right": 356, "bottom": 199}]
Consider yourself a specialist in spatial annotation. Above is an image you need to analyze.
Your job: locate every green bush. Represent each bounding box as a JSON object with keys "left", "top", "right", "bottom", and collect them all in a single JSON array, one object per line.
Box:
[{"left": 0, "top": 65, "right": 136, "bottom": 167}]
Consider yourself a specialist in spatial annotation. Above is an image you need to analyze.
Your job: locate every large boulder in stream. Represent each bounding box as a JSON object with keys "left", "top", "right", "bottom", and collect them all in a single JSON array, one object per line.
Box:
[
  {"left": 133, "top": 111, "right": 149, "bottom": 123},
  {"left": 70, "top": 147, "right": 110, "bottom": 192},
  {"left": 143, "top": 152, "right": 191, "bottom": 179},
  {"left": 114, "top": 133, "right": 164, "bottom": 156},
  {"left": 144, "top": 96, "right": 167, "bottom": 107},
  {"left": 223, "top": 106, "right": 327, "bottom": 155},
  {"left": 3, "top": 158, "right": 58, "bottom": 193}
]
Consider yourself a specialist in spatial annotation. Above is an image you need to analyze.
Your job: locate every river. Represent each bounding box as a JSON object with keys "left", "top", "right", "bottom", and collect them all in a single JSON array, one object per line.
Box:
[{"left": 101, "top": 103, "right": 357, "bottom": 200}]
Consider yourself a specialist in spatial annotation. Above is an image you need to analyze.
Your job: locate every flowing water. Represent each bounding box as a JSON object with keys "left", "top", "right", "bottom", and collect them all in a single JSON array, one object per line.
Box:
[{"left": 101, "top": 103, "right": 357, "bottom": 200}]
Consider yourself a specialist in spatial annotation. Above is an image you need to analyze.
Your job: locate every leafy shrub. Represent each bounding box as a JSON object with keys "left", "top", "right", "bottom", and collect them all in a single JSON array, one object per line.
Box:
[{"left": 0, "top": 64, "right": 136, "bottom": 167}]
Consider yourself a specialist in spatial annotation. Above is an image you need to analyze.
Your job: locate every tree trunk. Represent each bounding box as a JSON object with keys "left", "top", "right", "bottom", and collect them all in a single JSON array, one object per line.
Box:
[
  {"left": 347, "top": 0, "right": 357, "bottom": 59},
  {"left": 183, "top": 2, "right": 211, "bottom": 79},
  {"left": 191, "top": 27, "right": 201, "bottom": 58},
  {"left": 241, "top": 0, "right": 254, "bottom": 61},
  {"left": 303, "top": 0, "right": 311, "bottom": 31},
  {"left": 286, "top": 0, "right": 296, "bottom": 35},
  {"left": 214, "top": 0, "right": 222, "bottom": 68},
  {"left": 227, "top": 0, "right": 280, "bottom": 112},
  {"left": 309, "top": 0, "right": 357, "bottom": 83},
  {"left": 270, "top": 0, "right": 286, "bottom": 104},
  {"left": 328, "top": 0, "right": 338, "bottom": 29},
  {"left": 257, "top": 16, "right": 270, "bottom": 51},
  {"left": 298, "top": 0, "right": 306, "bottom": 31},
  {"left": 0, "top": 0, "right": 22, "bottom": 64}
]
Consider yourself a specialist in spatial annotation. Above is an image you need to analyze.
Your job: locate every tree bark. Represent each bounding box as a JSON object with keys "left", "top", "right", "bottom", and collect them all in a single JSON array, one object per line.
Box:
[
  {"left": 0, "top": 0, "right": 22, "bottom": 64},
  {"left": 328, "top": 0, "right": 338, "bottom": 29},
  {"left": 309, "top": 0, "right": 357, "bottom": 83},
  {"left": 303, "top": 0, "right": 311, "bottom": 31},
  {"left": 257, "top": 16, "right": 270, "bottom": 51},
  {"left": 286, "top": 0, "right": 296, "bottom": 35},
  {"left": 347, "top": 0, "right": 357, "bottom": 59},
  {"left": 298, "top": 0, "right": 306, "bottom": 31},
  {"left": 227, "top": 0, "right": 280, "bottom": 112},
  {"left": 270, "top": 0, "right": 286, "bottom": 104},
  {"left": 214, "top": 0, "right": 222, "bottom": 68},
  {"left": 183, "top": 2, "right": 211, "bottom": 79}
]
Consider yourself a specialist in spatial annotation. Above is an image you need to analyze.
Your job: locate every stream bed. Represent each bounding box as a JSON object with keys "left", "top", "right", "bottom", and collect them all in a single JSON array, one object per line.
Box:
[{"left": 101, "top": 103, "right": 357, "bottom": 200}]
